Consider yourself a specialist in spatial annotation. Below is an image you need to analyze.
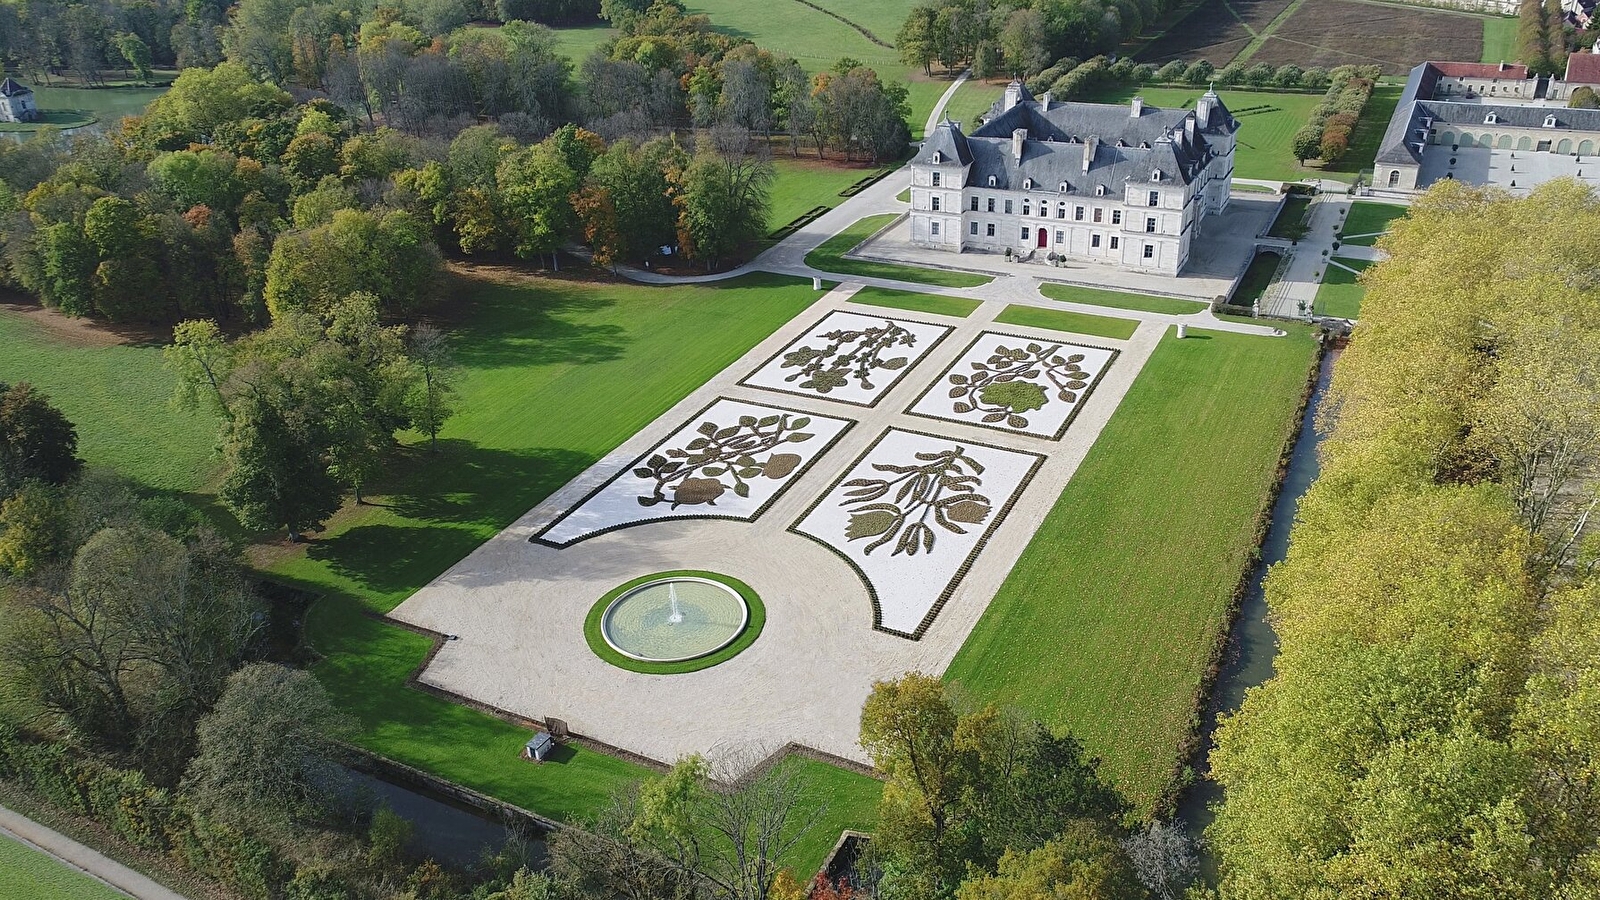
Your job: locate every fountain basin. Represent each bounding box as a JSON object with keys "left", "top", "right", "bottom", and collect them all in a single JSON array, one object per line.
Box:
[{"left": 599, "top": 577, "right": 751, "bottom": 663}]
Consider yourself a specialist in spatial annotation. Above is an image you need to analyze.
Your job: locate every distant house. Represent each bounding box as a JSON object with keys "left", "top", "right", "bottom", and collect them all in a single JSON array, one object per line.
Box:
[
  {"left": 0, "top": 77, "right": 38, "bottom": 123},
  {"left": 907, "top": 80, "right": 1237, "bottom": 275},
  {"left": 1547, "top": 40, "right": 1600, "bottom": 102}
]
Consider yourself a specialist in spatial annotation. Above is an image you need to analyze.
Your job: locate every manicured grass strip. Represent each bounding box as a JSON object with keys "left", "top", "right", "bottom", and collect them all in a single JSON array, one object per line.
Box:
[
  {"left": 769, "top": 158, "right": 886, "bottom": 232},
  {"left": 806, "top": 215, "right": 992, "bottom": 288},
  {"left": 1314, "top": 257, "right": 1370, "bottom": 319},
  {"left": 1038, "top": 282, "right": 1205, "bottom": 315},
  {"left": 583, "top": 571, "right": 766, "bottom": 675},
  {"left": 945, "top": 326, "right": 1319, "bottom": 811},
  {"left": 0, "top": 309, "right": 218, "bottom": 494},
  {"left": 0, "top": 833, "right": 128, "bottom": 900},
  {"left": 993, "top": 304, "right": 1138, "bottom": 340},
  {"left": 785, "top": 757, "right": 884, "bottom": 875},
  {"left": 1231, "top": 250, "right": 1282, "bottom": 308},
  {"left": 941, "top": 79, "right": 1007, "bottom": 131},
  {"left": 846, "top": 286, "right": 980, "bottom": 318},
  {"left": 1340, "top": 201, "right": 1408, "bottom": 246},
  {"left": 1266, "top": 195, "right": 1310, "bottom": 239},
  {"left": 1482, "top": 16, "right": 1518, "bottom": 64}
]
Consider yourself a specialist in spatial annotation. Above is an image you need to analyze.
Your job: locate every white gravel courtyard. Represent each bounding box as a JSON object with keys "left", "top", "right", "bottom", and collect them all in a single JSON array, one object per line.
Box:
[{"left": 390, "top": 284, "right": 1164, "bottom": 774}]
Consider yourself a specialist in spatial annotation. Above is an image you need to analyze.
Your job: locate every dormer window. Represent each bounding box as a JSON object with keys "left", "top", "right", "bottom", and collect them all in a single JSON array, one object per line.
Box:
[
  {"left": 1152, "top": 169, "right": 1163, "bottom": 181},
  {"left": 1484, "top": 113, "right": 1497, "bottom": 124},
  {"left": 1095, "top": 185, "right": 1106, "bottom": 196},
  {"left": 1544, "top": 114, "right": 1558, "bottom": 127},
  {"left": 1140, "top": 141, "right": 1150, "bottom": 149},
  {"left": 988, "top": 176, "right": 997, "bottom": 187},
  {"left": 932, "top": 151, "right": 942, "bottom": 163},
  {"left": 1023, "top": 178, "right": 1033, "bottom": 190},
  {"left": 1059, "top": 182, "right": 1068, "bottom": 192}
]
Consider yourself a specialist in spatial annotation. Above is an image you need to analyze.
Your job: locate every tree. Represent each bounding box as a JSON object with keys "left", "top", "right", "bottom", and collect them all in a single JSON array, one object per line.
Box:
[
  {"left": 1571, "top": 85, "right": 1600, "bottom": 108},
  {"left": 1122, "top": 821, "right": 1198, "bottom": 900},
  {"left": 263, "top": 208, "right": 440, "bottom": 317},
  {"left": 406, "top": 324, "right": 458, "bottom": 451},
  {"left": 112, "top": 32, "right": 153, "bottom": 83},
  {"left": 497, "top": 137, "right": 580, "bottom": 268},
  {"left": 1291, "top": 125, "right": 1322, "bottom": 163},
  {"left": 955, "top": 824, "right": 1145, "bottom": 900},
  {"left": 185, "top": 662, "right": 352, "bottom": 833},
  {"left": 673, "top": 132, "right": 772, "bottom": 271},
  {"left": 898, "top": 6, "right": 937, "bottom": 76},
  {"left": 0, "top": 483, "right": 69, "bottom": 577},
  {"left": 217, "top": 386, "right": 344, "bottom": 540},
  {"left": 0, "top": 382, "right": 82, "bottom": 496},
  {"left": 1000, "top": 9, "right": 1048, "bottom": 79}
]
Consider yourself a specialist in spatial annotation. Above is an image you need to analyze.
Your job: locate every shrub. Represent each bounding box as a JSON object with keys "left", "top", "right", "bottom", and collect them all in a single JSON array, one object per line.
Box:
[
  {"left": 1156, "top": 60, "right": 1187, "bottom": 82},
  {"left": 1244, "top": 63, "right": 1275, "bottom": 87},
  {"left": 1184, "top": 60, "right": 1215, "bottom": 85},
  {"left": 1273, "top": 65, "right": 1303, "bottom": 89}
]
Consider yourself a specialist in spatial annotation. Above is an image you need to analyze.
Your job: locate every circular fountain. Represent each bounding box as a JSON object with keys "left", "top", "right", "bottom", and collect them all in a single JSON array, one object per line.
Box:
[{"left": 599, "top": 576, "right": 750, "bottom": 663}]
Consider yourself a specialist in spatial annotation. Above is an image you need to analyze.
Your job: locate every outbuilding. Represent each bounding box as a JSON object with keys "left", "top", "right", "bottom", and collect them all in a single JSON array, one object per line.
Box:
[
  {"left": 523, "top": 731, "right": 556, "bottom": 762},
  {"left": 0, "top": 78, "right": 38, "bottom": 124}
]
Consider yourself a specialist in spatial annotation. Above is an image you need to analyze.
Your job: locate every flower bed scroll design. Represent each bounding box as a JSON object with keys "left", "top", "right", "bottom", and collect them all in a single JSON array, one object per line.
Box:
[
  {"left": 634, "top": 412, "right": 815, "bottom": 509},
  {"left": 837, "top": 447, "right": 991, "bottom": 557},
  {"left": 778, "top": 320, "right": 917, "bottom": 395},
  {"left": 947, "top": 342, "right": 1093, "bottom": 431}
]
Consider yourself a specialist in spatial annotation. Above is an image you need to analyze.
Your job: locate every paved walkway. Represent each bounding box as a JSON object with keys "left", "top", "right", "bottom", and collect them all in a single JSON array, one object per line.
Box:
[
  {"left": 1259, "top": 193, "right": 1348, "bottom": 318},
  {"left": 924, "top": 69, "right": 970, "bottom": 136},
  {"left": 0, "top": 804, "right": 187, "bottom": 900}
]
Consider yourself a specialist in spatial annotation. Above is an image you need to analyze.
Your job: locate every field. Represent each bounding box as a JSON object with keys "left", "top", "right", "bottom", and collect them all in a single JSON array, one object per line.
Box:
[
  {"left": 0, "top": 835, "right": 127, "bottom": 900},
  {"left": 0, "top": 304, "right": 217, "bottom": 494},
  {"left": 1340, "top": 201, "right": 1408, "bottom": 245},
  {"left": 546, "top": 23, "right": 618, "bottom": 62},
  {"left": 992, "top": 303, "right": 1140, "bottom": 340},
  {"left": 1136, "top": 0, "right": 1297, "bottom": 65},
  {"left": 941, "top": 79, "right": 1007, "bottom": 132},
  {"left": 1038, "top": 281, "right": 1207, "bottom": 315},
  {"left": 795, "top": 0, "right": 917, "bottom": 45},
  {"left": 1482, "top": 16, "right": 1519, "bottom": 64},
  {"left": 846, "top": 285, "right": 982, "bottom": 317},
  {"left": 1331, "top": 83, "right": 1405, "bottom": 174},
  {"left": 768, "top": 158, "right": 887, "bottom": 232},
  {"left": 1078, "top": 85, "right": 1322, "bottom": 182},
  {"left": 1250, "top": 0, "right": 1487, "bottom": 75},
  {"left": 1315, "top": 258, "right": 1369, "bottom": 318},
  {"left": 944, "top": 325, "right": 1319, "bottom": 809},
  {"left": 805, "top": 215, "right": 993, "bottom": 287}
]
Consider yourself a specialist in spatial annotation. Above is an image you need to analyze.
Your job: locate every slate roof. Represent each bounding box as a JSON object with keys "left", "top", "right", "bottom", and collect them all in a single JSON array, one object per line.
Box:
[
  {"left": 1377, "top": 62, "right": 1600, "bottom": 166},
  {"left": 915, "top": 90, "right": 1234, "bottom": 194},
  {"left": 1431, "top": 61, "right": 1530, "bottom": 79},
  {"left": 0, "top": 77, "right": 32, "bottom": 97}
]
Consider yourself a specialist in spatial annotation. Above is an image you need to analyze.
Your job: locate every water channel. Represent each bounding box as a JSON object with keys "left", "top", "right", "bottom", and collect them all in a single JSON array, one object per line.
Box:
[
  {"left": 1176, "top": 344, "right": 1341, "bottom": 842},
  {"left": 345, "top": 768, "right": 545, "bottom": 871}
]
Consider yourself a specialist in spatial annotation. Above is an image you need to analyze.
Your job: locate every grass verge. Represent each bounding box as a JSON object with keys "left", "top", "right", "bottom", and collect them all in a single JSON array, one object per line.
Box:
[
  {"left": 1038, "top": 282, "right": 1205, "bottom": 315},
  {"left": 582, "top": 571, "right": 766, "bottom": 675},
  {"left": 1231, "top": 251, "right": 1282, "bottom": 308},
  {"left": 1314, "top": 257, "right": 1369, "bottom": 319},
  {"left": 1267, "top": 196, "right": 1310, "bottom": 239},
  {"left": 1340, "top": 201, "right": 1407, "bottom": 245},
  {"left": 805, "top": 215, "right": 992, "bottom": 287},
  {"left": 0, "top": 834, "right": 129, "bottom": 900},
  {"left": 846, "top": 286, "right": 980, "bottom": 317},
  {"left": 993, "top": 304, "right": 1139, "bottom": 340},
  {"left": 1482, "top": 16, "right": 1518, "bottom": 64},
  {"left": 944, "top": 325, "right": 1319, "bottom": 811}
]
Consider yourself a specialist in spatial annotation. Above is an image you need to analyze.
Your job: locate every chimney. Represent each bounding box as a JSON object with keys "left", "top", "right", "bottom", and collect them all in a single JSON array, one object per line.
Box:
[
  {"left": 1185, "top": 115, "right": 1196, "bottom": 145},
  {"left": 1499, "top": 61, "right": 1507, "bottom": 71},
  {"left": 1082, "top": 135, "right": 1098, "bottom": 174},
  {"left": 1130, "top": 96, "right": 1143, "bottom": 117},
  {"left": 1196, "top": 92, "right": 1214, "bottom": 127},
  {"left": 1042, "top": 91, "right": 1052, "bottom": 109},
  {"left": 1004, "top": 79, "right": 1023, "bottom": 112},
  {"left": 1012, "top": 128, "right": 1026, "bottom": 163}
]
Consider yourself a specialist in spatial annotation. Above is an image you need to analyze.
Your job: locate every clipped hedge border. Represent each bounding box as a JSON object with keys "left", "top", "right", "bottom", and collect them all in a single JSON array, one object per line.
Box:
[{"left": 583, "top": 570, "right": 766, "bottom": 675}]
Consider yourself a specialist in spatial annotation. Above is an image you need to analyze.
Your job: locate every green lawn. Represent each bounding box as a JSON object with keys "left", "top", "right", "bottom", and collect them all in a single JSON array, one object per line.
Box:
[
  {"left": 993, "top": 304, "right": 1139, "bottom": 340},
  {"left": 1079, "top": 85, "right": 1323, "bottom": 182},
  {"left": 1266, "top": 196, "right": 1310, "bottom": 239},
  {"left": 945, "top": 326, "right": 1319, "bottom": 810},
  {"left": 1340, "top": 201, "right": 1408, "bottom": 245},
  {"left": 1038, "top": 281, "right": 1206, "bottom": 315},
  {"left": 547, "top": 23, "right": 618, "bottom": 63},
  {"left": 941, "top": 79, "right": 1007, "bottom": 131},
  {"left": 806, "top": 215, "right": 992, "bottom": 287},
  {"left": 0, "top": 834, "right": 129, "bottom": 900},
  {"left": 260, "top": 269, "right": 878, "bottom": 873},
  {"left": 769, "top": 158, "right": 885, "bottom": 232},
  {"left": 846, "top": 285, "right": 981, "bottom": 317},
  {"left": 1231, "top": 251, "right": 1282, "bottom": 308},
  {"left": 795, "top": 0, "right": 919, "bottom": 43},
  {"left": 1314, "top": 257, "right": 1370, "bottom": 319},
  {"left": 2, "top": 82, "right": 169, "bottom": 132},
  {"left": 0, "top": 308, "right": 217, "bottom": 494},
  {"left": 1330, "top": 83, "right": 1404, "bottom": 174},
  {"left": 1482, "top": 16, "right": 1519, "bottom": 64}
]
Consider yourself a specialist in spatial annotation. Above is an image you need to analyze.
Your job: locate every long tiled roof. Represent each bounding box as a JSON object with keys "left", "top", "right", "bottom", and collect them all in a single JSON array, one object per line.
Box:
[
  {"left": 1565, "top": 51, "right": 1600, "bottom": 85},
  {"left": 1431, "top": 61, "right": 1530, "bottom": 79},
  {"left": 1378, "top": 62, "right": 1600, "bottom": 166}
]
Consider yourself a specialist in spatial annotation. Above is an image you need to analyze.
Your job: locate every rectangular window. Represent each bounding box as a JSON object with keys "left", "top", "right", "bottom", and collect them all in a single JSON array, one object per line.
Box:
[
  {"left": 970, "top": 221, "right": 978, "bottom": 235},
  {"left": 1055, "top": 230, "right": 1064, "bottom": 243},
  {"left": 1110, "top": 236, "right": 1119, "bottom": 249},
  {"left": 931, "top": 221, "right": 940, "bottom": 235},
  {"left": 1143, "top": 243, "right": 1155, "bottom": 259},
  {"left": 1022, "top": 202, "right": 1030, "bottom": 216},
  {"left": 1004, "top": 199, "right": 1013, "bottom": 214},
  {"left": 1146, "top": 217, "right": 1157, "bottom": 233},
  {"left": 1091, "top": 234, "right": 1101, "bottom": 248},
  {"left": 1093, "top": 208, "right": 1103, "bottom": 223},
  {"left": 970, "top": 196, "right": 979, "bottom": 211},
  {"left": 932, "top": 196, "right": 941, "bottom": 211},
  {"left": 1020, "top": 227, "right": 1029, "bottom": 240},
  {"left": 1056, "top": 206, "right": 1066, "bottom": 219},
  {"left": 1148, "top": 191, "right": 1160, "bottom": 207},
  {"left": 986, "top": 223, "right": 995, "bottom": 236},
  {"left": 1112, "top": 210, "right": 1122, "bottom": 225},
  {"left": 931, "top": 172, "right": 941, "bottom": 186},
  {"left": 987, "top": 198, "right": 995, "bottom": 213},
  {"left": 1074, "top": 206, "right": 1084, "bottom": 221}
]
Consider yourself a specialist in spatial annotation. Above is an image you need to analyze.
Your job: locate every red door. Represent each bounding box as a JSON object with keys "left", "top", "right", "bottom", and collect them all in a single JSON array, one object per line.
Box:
[{"left": 1037, "top": 228, "right": 1048, "bottom": 248}]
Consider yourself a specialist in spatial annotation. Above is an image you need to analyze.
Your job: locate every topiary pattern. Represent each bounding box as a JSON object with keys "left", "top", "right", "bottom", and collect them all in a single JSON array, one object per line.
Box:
[
  {"left": 634, "top": 413, "right": 814, "bottom": 509},
  {"left": 778, "top": 319, "right": 918, "bottom": 395},
  {"left": 946, "top": 342, "right": 1093, "bottom": 430},
  {"left": 837, "top": 446, "right": 992, "bottom": 557}
]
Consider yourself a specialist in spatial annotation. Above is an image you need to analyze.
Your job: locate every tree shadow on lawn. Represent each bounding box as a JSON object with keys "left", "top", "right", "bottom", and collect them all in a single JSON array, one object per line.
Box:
[
  {"left": 445, "top": 282, "right": 631, "bottom": 371},
  {"left": 380, "top": 441, "right": 594, "bottom": 529}
]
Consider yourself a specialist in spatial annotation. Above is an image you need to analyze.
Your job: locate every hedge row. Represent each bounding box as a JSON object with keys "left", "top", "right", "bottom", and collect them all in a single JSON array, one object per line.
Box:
[
  {"left": 1023, "top": 56, "right": 1336, "bottom": 107},
  {"left": 1291, "top": 65, "right": 1384, "bottom": 164}
]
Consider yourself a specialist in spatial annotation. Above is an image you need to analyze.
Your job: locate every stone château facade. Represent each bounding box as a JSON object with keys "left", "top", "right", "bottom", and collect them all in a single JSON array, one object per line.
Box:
[{"left": 906, "top": 81, "right": 1237, "bottom": 275}]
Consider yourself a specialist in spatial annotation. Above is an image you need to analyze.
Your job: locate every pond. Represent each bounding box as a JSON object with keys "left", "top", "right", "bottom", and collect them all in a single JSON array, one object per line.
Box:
[{"left": 1, "top": 82, "right": 168, "bottom": 137}]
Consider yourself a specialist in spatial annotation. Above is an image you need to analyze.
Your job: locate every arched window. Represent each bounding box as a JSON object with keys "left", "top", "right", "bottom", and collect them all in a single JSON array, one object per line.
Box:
[
  {"left": 1439, "top": 130, "right": 1456, "bottom": 146},
  {"left": 1558, "top": 138, "right": 1573, "bottom": 154},
  {"left": 1459, "top": 134, "right": 1475, "bottom": 148},
  {"left": 1479, "top": 133, "right": 1492, "bottom": 147},
  {"left": 1388, "top": 169, "right": 1400, "bottom": 187},
  {"left": 1580, "top": 140, "right": 1595, "bottom": 155},
  {"left": 1023, "top": 178, "right": 1033, "bottom": 190},
  {"left": 1517, "top": 136, "right": 1532, "bottom": 150}
]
